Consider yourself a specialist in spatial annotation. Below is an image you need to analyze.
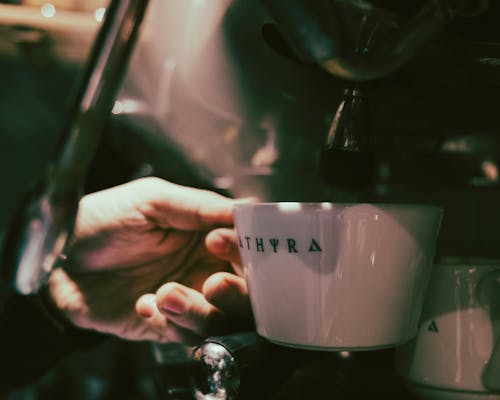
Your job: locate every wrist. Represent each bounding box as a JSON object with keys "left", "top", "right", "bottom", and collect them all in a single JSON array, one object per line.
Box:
[{"left": 45, "top": 269, "right": 108, "bottom": 344}]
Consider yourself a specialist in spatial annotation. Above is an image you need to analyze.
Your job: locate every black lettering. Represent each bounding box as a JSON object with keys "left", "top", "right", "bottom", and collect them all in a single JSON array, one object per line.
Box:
[
  {"left": 245, "top": 236, "right": 251, "bottom": 250},
  {"left": 239, "top": 236, "right": 244, "bottom": 248},
  {"left": 256, "top": 237, "right": 264, "bottom": 252},
  {"left": 427, "top": 320, "right": 439, "bottom": 333},
  {"left": 308, "top": 239, "right": 322, "bottom": 252},
  {"left": 287, "top": 238, "right": 298, "bottom": 253},
  {"left": 269, "top": 239, "right": 279, "bottom": 252}
]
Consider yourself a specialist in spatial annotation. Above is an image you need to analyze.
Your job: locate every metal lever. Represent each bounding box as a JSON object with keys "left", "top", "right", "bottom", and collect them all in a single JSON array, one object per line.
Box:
[{"left": 1, "top": 0, "right": 149, "bottom": 295}]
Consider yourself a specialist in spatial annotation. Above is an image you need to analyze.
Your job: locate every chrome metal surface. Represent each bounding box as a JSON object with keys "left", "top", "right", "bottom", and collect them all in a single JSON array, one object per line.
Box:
[
  {"left": 193, "top": 342, "right": 238, "bottom": 400},
  {"left": 2, "top": 0, "right": 149, "bottom": 294}
]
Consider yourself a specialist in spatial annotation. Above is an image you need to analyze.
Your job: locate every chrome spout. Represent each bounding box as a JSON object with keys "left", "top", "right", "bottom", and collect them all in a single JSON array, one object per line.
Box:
[{"left": 261, "top": 0, "right": 448, "bottom": 81}]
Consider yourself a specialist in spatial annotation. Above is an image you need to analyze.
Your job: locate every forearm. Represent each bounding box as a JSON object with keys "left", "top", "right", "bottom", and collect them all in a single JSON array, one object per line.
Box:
[{"left": 0, "top": 282, "right": 106, "bottom": 393}]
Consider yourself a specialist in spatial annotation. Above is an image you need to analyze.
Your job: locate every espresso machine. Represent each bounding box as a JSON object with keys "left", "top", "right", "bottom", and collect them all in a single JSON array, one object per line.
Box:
[
  {"left": 3, "top": 0, "right": 500, "bottom": 399},
  {"left": 115, "top": 0, "right": 500, "bottom": 258},
  {"left": 113, "top": 1, "right": 500, "bottom": 398}
]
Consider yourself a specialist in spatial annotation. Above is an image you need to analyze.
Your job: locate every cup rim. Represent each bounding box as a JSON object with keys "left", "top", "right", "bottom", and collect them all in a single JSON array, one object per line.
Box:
[{"left": 232, "top": 202, "right": 443, "bottom": 212}]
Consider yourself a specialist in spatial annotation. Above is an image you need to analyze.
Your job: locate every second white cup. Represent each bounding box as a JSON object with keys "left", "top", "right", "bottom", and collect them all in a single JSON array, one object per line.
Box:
[{"left": 396, "top": 259, "right": 500, "bottom": 398}]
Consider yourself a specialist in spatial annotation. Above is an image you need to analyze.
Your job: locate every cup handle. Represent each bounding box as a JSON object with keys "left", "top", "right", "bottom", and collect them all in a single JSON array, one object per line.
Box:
[{"left": 477, "top": 270, "right": 500, "bottom": 393}]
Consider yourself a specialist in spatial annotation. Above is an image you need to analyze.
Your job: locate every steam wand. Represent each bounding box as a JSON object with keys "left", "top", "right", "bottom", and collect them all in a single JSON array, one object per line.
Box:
[{"left": 1, "top": 0, "right": 149, "bottom": 295}]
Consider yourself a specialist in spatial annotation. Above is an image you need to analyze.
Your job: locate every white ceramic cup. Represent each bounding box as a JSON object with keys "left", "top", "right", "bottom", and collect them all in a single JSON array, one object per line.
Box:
[
  {"left": 395, "top": 260, "right": 500, "bottom": 398},
  {"left": 232, "top": 202, "right": 443, "bottom": 350}
]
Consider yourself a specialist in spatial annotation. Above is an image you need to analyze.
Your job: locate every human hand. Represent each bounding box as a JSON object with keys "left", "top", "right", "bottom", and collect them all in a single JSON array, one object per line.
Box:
[
  {"left": 48, "top": 177, "right": 252, "bottom": 343},
  {"left": 135, "top": 226, "right": 252, "bottom": 344}
]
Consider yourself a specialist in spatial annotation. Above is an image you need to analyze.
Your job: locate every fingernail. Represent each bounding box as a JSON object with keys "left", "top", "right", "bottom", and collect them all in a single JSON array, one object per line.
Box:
[
  {"left": 211, "top": 236, "right": 231, "bottom": 254},
  {"left": 136, "top": 294, "right": 156, "bottom": 319},
  {"left": 138, "top": 308, "right": 153, "bottom": 319},
  {"left": 205, "top": 276, "right": 234, "bottom": 305},
  {"left": 161, "top": 287, "right": 187, "bottom": 314}
]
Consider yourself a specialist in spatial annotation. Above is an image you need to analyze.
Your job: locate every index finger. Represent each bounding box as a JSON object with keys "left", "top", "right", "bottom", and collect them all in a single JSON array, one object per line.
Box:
[{"left": 137, "top": 178, "right": 244, "bottom": 230}]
